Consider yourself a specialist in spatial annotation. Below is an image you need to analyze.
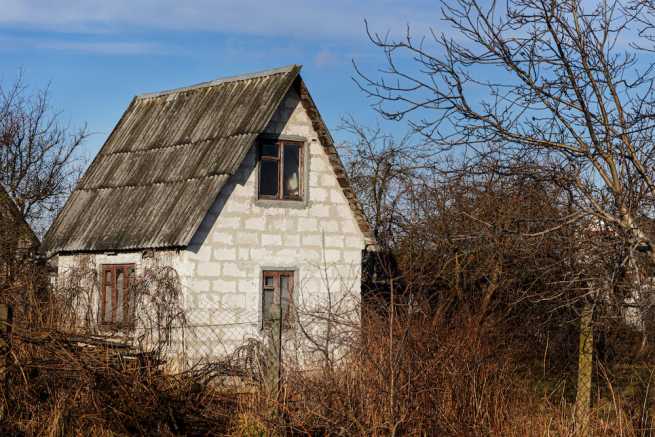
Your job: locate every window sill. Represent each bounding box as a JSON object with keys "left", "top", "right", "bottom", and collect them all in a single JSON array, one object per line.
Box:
[{"left": 255, "top": 198, "right": 307, "bottom": 209}]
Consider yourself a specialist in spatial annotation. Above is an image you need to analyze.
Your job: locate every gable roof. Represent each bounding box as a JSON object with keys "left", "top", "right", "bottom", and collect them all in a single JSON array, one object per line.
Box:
[
  {"left": 0, "top": 185, "right": 39, "bottom": 254},
  {"left": 43, "top": 65, "right": 372, "bottom": 255}
]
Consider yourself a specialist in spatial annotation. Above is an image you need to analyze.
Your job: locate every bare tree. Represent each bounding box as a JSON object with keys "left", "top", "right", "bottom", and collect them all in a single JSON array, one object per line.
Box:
[
  {"left": 0, "top": 73, "right": 88, "bottom": 235},
  {"left": 355, "top": 0, "right": 655, "bottom": 322},
  {"left": 356, "top": 0, "right": 655, "bottom": 265},
  {"left": 339, "top": 117, "right": 424, "bottom": 247},
  {"left": 353, "top": 1, "right": 655, "bottom": 427}
]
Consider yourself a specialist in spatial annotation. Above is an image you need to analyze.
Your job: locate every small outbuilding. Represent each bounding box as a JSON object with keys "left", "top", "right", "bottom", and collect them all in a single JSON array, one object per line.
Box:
[
  {"left": 43, "top": 65, "right": 373, "bottom": 363},
  {"left": 0, "top": 185, "right": 39, "bottom": 286}
]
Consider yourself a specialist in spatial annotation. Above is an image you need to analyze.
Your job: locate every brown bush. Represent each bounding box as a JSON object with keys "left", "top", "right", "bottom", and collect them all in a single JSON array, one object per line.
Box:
[
  {"left": 2, "top": 333, "right": 240, "bottom": 436},
  {"left": 277, "top": 306, "right": 523, "bottom": 435},
  {"left": 0, "top": 290, "right": 649, "bottom": 436},
  {"left": 230, "top": 300, "right": 650, "bottom": 436}
]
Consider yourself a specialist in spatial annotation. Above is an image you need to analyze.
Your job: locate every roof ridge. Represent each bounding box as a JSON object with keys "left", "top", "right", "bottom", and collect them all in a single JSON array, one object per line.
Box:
[{"left": 137, "top": 64, "right": 302, "bottom": 100}]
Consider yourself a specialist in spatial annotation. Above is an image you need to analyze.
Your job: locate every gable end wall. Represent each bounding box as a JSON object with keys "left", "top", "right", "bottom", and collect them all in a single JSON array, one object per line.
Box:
[{"left": 175, "top": 87, "right": 365, "bottom": 360}]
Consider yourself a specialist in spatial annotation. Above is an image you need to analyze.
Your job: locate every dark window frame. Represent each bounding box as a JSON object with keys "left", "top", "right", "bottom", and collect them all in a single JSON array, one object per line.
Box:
[
  {"left": 257, "top": 140, "right": 304, "bottom": 201},
  {"left": 261, "top": 270, "right": 295, "bottom": 329},
  {"left": 99, "top": 264, "right": 135, "bottom": 329}
]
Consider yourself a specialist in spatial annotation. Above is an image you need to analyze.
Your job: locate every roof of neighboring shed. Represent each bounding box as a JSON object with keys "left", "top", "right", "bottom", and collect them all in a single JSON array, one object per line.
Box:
[
  {"left": 43, "top": 65, "right": 372, "bottom": 255},
  {"left": 0, "top": 185, "right": 39, "bottom": 252}
]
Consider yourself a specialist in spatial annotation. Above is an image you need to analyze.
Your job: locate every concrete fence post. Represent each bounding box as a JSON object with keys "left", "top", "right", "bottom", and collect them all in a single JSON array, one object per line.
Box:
[{"left": 575, "top": 303, "right": 593, "bottom": 436}]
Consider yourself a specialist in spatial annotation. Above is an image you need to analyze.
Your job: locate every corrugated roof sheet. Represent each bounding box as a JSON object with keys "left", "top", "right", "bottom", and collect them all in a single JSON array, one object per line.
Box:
[{"left": 43, "top": 65, "right": 301, "bottom": 254}]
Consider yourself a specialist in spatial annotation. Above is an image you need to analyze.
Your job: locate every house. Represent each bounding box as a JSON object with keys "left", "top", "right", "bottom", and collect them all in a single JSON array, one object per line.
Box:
[
  {"left": 0, "top": 185, "right": 39, "bottom": 287},
  {"left": 43, "top": 65, "right": 373, "bottom": 364}
]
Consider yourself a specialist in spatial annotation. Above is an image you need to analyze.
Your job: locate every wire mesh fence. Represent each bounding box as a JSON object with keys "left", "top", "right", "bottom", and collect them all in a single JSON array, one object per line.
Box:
[{"left": 178, "top": 306, "right": 262, "bottom": 366}]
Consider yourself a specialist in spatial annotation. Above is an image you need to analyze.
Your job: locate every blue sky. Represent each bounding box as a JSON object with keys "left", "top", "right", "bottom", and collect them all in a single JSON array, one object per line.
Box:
[{"left": 0, "top": 0, "right": 439, "bottom": 160}]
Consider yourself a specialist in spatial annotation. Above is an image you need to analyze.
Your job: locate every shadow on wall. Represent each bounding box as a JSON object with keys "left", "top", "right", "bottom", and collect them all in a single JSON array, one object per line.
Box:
[
  {"left": 186, "top": 89, "right": 299, "bottom": 254},
  {"left": 186, "top": 149, "right": 254, "bottom": 254}
]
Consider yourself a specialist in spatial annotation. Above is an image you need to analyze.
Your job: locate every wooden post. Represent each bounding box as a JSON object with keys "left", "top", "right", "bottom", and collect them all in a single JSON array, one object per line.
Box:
[
  {"left": 575, "top": 303, "right": 593, "bottom": 436},
  {"left": 0, "top": 303, "right": 12, "bottom": 421}
]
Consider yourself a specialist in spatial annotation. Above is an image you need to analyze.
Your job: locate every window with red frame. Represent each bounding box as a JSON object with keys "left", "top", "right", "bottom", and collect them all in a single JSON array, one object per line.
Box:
[
  {"left": 262, "top": 270, "right": 295, "bottom": 329},
  {"left": 100, "top": 264, "right": 135, "bottom": 327},
  {"left": 258, "top": 141, "right": 303, "bottom": 200}
]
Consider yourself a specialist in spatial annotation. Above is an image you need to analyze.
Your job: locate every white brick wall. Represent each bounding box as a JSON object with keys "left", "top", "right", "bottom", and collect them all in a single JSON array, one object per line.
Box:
[{"left": 55, "top": 249, "right": 183, "bottom": 333}]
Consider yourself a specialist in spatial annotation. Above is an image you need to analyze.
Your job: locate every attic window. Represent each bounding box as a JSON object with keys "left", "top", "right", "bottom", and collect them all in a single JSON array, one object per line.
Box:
[{"left": 258, "top": 141, "right": 303, "bottom": 200}]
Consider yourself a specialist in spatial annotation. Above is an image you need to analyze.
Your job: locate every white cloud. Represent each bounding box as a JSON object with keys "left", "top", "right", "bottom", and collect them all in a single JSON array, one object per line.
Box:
[
  {"left": 35, "top": 40, "right": 164, "bottom": 55},
  {"left": 313, "top": 50, "right": 339, "bottom": 67},
  {"left": 0, "top": 34, "right": 166, "bottom": 55},
  {"left": 0, "top": 0, "right": 437, "bottom": 41}
]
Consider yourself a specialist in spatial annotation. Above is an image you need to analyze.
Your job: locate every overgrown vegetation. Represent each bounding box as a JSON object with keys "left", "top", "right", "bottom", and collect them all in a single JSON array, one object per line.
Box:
[
  {"left": 4, "top": 0, "right": 655, "bottom": 435},
  {"left": 0, "top": 284, "right": 652, "bottom": 436}
]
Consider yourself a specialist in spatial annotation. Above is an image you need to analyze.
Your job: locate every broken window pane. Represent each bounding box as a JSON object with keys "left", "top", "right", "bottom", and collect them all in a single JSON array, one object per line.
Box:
[
  {"left": 259, "top": 141, "right": 303, "bottom": 200},
  {"left": 283, "top": 144, "right": 300, "bottom": 198},
  {"left": 263, "top": 271, "right": 294, "bottom": 328},
  {"left": 127, "top": 267, "right": 134, "bottom": 321},
  {"left": 263, "top": 287, "right": 273, "bottom": 325},
  {"left": 104, "top": 270, "right": 113, "bottom": 323},
  {"left": 280, "top": 275, "right": 289, "bottom": 316},
  {"left": 100, "top": 265, "right": 135, "bottom": 327}
]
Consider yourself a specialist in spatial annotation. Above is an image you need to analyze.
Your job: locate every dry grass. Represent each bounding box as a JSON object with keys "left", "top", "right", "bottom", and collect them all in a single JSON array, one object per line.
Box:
[
  {"left": 0, "top": 262, "right": 652, "bottom": 435},
  {"left": 2, "top": 333, "right": 239, "bottom": 436},
  {"left": 231, "top": 304, "right": 654, "bottom": 437},
  {"left": 0, "top": 304, "right": 652, "bottom": 435}
]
